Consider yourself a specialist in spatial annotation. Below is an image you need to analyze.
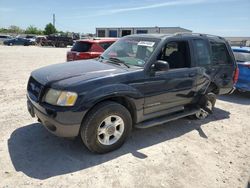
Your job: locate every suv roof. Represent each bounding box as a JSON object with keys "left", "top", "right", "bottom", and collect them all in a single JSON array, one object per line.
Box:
[{"left": 127, "top": 33, "right": 226, "bottom": 42}]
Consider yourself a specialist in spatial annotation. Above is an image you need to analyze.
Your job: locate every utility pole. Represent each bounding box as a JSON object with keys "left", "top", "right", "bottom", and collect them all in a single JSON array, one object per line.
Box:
[{"left": 53, "top": 14, "right": 55, "bottom": 28}]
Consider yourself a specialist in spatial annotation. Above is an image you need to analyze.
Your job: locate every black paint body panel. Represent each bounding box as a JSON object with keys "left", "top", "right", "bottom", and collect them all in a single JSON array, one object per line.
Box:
[{"left": 27, "top": 34, "right": 236, "bottom": 137}]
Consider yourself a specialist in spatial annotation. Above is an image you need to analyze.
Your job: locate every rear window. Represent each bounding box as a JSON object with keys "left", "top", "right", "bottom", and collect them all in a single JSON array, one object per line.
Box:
[
  {"left": 210, "top": 42, "right": 231, "bottom": 64},
  {"left": 99, "top": 42, "right": 114, "bottom": 50},
  {"left": 71, "top": 41, "right": 92, "bottom": 52}
]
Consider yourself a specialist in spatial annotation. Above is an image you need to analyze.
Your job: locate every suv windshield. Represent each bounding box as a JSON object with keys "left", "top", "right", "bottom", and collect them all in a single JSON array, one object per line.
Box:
[
  {"left": 101, "top": 37, "right": 160, "bottom": 67},
  {"left": 71, "top": 41, "right": 92, "bottom": 52},
  {"left": 233, "top": 51, "right": 250, "bottom": 62}
]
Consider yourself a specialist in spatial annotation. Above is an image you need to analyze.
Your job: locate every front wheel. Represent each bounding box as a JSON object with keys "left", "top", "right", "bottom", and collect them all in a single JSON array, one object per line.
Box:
[{"left": 80, "top": 101, "right": 132, "bottom": 154}]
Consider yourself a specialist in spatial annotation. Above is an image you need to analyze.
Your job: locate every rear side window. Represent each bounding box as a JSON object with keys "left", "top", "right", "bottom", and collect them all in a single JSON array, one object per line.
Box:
[
  {"left": 210, "top": 42, "right": 231, "bottom": 64},
  {"left": 193, "top": 39, "right": 211, "bottom": 65},
  {"left": 99, "top": 42, "right": 114, "bottom": 50},
  {"left": 71, "top": 42, "right": 92, "bottom": 52}
]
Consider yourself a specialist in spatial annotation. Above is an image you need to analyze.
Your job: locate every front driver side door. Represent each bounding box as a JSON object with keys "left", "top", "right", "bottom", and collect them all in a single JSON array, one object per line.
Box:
[
  {"left": 143, "top": 67, "right": 198, "bottom": 115},
  {"left": 143, "top": 39, "right": 198, "bottom": 115}
]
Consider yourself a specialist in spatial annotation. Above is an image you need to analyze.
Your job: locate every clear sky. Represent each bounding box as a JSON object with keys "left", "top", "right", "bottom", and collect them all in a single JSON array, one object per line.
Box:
[{"left": 0, "top": 0, "right": 249, "bottom": 36}]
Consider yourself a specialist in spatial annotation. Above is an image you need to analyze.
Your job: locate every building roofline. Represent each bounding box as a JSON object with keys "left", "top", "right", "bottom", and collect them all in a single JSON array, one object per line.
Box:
[{"left": 96, "top": 27, "right": 192, "bottom": 32}]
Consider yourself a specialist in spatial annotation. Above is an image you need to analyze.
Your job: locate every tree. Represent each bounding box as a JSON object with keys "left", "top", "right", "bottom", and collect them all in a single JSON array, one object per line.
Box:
[
  {"left": 25, "top": 25, "right": 43, "bottom": 35},
  {"left": 44, "top": 23, "right": 57, "bottom": 35},
  {"left": 0, "top": 28, "right": 8, "bottom": 33},
  {"left": 8, "top": 25, "right": 23, "bottom": 34}
]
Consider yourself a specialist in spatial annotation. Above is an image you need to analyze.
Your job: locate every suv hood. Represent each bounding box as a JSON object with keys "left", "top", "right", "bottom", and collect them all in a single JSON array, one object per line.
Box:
[{"left": 31, "top": 59, "right": 127, "bottom": 86}]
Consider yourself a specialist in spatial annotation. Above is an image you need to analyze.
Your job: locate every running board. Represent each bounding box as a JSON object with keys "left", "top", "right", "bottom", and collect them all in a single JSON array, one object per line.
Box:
[{"left": 135, "top": 108, "right": 200, "bottom": 129}]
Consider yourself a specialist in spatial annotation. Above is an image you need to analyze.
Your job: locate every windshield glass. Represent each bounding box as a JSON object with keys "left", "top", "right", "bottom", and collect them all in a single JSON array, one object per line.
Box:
[
  {"left": 233, "top": 51, "right": 250, "bottom": 62},
  {"left": 101, "top": 37, "right": 160, "bottom": 67}
]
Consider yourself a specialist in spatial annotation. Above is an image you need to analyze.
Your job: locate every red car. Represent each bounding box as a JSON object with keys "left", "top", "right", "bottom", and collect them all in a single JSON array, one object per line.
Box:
[{"left": 67, "top": 38, "right": 117, "bottom": 61}]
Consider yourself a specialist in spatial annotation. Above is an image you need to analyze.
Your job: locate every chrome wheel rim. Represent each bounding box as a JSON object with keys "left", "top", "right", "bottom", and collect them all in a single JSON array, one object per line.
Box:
[
  {"left": 196, "top": 101, "right": 213, "bottom": 119},
  {"left": 97, "top": 115, "right": 125, "bottom": 146}
]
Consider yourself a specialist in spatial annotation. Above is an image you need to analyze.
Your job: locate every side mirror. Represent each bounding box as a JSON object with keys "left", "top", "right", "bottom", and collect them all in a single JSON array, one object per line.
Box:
[{"left": 152, "top": 60, "right": 169, "bottom": 72}]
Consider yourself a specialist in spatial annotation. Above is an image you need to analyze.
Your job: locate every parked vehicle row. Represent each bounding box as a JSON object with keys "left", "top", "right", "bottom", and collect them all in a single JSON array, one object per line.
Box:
[
  {"left": 1, "top": 34, "right": 74, "bottom": 47},
  {"left": 27, "top": 33, "right": 237, "bottom": 153},
  {"left": 3, "top": 37, "right": 34, "bottom": 46},
  {"left": 38, "top": 35, "right": 74, "bottom": 47}
]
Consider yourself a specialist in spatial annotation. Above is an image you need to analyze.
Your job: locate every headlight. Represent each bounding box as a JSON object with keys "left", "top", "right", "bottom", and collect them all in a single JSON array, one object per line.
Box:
[{"left": 44, "top": 89, "right": 78, "bottom": 106}]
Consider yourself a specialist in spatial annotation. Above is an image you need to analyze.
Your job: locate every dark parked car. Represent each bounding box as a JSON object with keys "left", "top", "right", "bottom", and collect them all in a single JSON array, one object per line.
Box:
[
  {"left": 67, "top": 38, "right": 117, "bottom": 61},
  {"left": 232, "top": 46, "right": 250, "bottom": 92},
  {"left": 0, "top": 35, "right": 12, "bottom": 43},
  {"left": 40, "top": 35, "right": 74, "bottom": 47},
  {"left": 27, "top": 33, "right": 237, "bottom": 153},
  {"left": 4, "top": 37, "right": 33, "bottom": 46}
]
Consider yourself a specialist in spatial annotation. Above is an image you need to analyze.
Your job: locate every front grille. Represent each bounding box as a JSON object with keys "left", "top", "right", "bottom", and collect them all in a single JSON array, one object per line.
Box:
[{"left": 27, "top": 76, "right": 44, "bottom": 102}]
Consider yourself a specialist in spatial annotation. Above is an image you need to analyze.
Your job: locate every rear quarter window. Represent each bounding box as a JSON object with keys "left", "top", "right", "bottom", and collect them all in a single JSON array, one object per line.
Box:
[
  {"left": 71, "top": 42, "right": 92, "bottom": 52},
  {"left": 210, "top": 42, "right": 231, "bottom": 64},
  {"left": 193, "top": 39, "right": 211, "bottom": 65}
]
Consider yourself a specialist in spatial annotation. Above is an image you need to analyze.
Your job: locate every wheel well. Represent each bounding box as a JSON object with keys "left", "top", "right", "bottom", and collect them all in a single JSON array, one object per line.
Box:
[
  {"left": 207, "top": 82, "right": 219, "bottom": 95},
  {"left": 82, "top": 96, "right": 137, "bottom": 126}
]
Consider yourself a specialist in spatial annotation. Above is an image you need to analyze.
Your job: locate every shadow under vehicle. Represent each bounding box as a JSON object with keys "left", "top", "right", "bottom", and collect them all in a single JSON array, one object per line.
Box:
[{"left": 8, "top": 107, "right": 230, "bottom": 179}]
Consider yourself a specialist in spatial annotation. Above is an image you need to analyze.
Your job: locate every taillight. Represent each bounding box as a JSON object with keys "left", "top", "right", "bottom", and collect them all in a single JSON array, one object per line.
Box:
[
  {"left": 233, "top": 67, "right": 239, "bottom": 84},
  {"left": 76, "top": 52, "right": 91, "bottom": 59}
]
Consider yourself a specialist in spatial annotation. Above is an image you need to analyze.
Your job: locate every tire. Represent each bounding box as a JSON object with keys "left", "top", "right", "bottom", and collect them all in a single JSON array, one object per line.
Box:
[
  {"left": 193, "top": 92, "right": 216, "bottom": 120},
  {"left": 80, "top": 101, "right": 132, "bottom": 154}
]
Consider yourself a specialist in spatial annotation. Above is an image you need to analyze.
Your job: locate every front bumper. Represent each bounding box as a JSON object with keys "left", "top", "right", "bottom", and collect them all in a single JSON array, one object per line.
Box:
[{"left": 27, "top": 96, "right": 85, "bottom": 138}]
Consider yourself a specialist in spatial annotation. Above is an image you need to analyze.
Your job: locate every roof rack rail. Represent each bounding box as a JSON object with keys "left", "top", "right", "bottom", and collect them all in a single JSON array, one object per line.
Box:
[{"left": 174, "top": 32, "right": 225, "bottom": 40}]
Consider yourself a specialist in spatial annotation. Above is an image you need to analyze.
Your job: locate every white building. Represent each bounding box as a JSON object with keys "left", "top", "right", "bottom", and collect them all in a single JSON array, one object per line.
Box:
[
  {"left": 96, "top": 27, "right": 192, "bottom": 38},
  {"left": 225, "top": 37, "right": 250, "bottom": 47}
]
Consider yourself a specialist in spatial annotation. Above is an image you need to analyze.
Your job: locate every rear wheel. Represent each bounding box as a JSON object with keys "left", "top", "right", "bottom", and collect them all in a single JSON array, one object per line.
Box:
[
  {"left": 194, "top": 93, "right": 216, "bottom": 120},
  {"left": 80, "top": 101, "right": 132, "bottom": 154}
]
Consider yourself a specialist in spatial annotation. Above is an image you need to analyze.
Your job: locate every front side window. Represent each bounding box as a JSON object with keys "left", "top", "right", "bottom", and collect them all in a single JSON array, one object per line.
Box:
[
  {"left": 158, "top": 41, "right": 191, "bottom": 69},
  {"left": 193, "top": 39, "right": 211, "bottom": 65},
  {"left": 101, "top": 37, "right": 160, "bottom": 67},
  {"left": 210, "top": 42, "right": 231, "bottom": 64}
]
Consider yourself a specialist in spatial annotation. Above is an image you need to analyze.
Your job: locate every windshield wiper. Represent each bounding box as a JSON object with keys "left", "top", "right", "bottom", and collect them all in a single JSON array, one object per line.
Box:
[{"left": 108, "top": 57, "right": 130, "bottom": 68}]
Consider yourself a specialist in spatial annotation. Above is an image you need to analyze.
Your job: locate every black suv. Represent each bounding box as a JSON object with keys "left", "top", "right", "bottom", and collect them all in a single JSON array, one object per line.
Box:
[{"left": 27, "top": 33, "right": 237, "bottom": 153}]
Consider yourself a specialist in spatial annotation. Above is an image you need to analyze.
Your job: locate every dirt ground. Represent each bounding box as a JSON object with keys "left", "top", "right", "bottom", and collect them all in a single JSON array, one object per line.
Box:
[{"left": 0, "top": 45, "right": 249, "bottom": 188}]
